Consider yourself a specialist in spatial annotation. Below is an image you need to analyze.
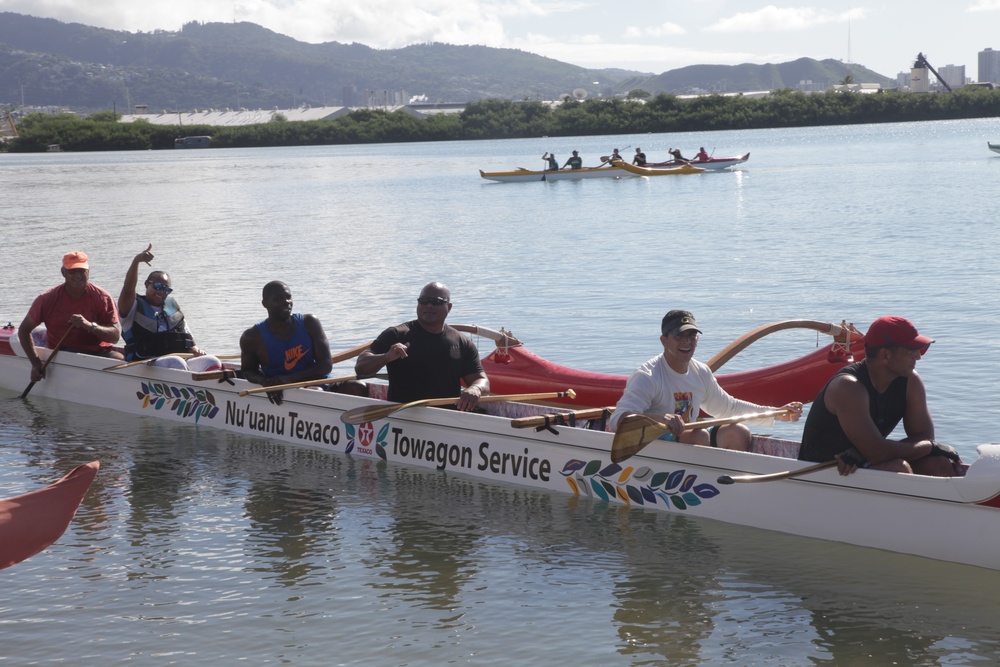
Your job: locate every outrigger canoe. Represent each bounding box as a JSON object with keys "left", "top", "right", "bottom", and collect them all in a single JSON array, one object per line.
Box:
[
  {"left": 0, "top": 461, "right": 99, "bottom": 570},
  {"left": 479, "top": 165, "right": 633, "bottom": 182},
  {"left": 464, "top": 320, "right": 867, "bottom": 409},
  {"left": 645, "top": 152, "right": 750, "bottom": 170},
  {"left": 5, "top": 325, "right": 1000, "bottom": 570}
]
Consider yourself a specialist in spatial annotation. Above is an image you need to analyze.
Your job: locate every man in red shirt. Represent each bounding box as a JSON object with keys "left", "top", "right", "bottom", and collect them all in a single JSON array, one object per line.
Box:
[{"left": 18, "top": 250, "right": 123, "bottom": 382}]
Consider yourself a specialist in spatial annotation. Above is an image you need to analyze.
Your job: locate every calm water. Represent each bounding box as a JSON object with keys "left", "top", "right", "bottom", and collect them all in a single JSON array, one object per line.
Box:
[{"left": 4, "top": 119, "right": 1000, "bottom": 664}]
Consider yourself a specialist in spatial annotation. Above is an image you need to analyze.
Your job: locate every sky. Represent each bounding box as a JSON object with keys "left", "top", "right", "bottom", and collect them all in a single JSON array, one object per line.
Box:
[{"left": 4, "top": 0, "right": 1000, "bottom": 80}]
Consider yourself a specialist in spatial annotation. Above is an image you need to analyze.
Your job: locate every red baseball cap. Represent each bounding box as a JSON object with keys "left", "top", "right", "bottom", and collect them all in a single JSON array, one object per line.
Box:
[
  {"left": 63, "top": 251, "right": 89, "bottom": 270},
  {"left": 865, "top": 316, "right": 934, "bottom": 350}
]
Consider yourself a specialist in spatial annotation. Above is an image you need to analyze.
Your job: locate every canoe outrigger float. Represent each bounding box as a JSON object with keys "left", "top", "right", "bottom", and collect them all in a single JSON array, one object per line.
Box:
[
  {"left": 0, "top": 461, "right": 99, "bottom": 570},
  {"left": 4, "top": 325, "right": 1000, "bottom": 570}
]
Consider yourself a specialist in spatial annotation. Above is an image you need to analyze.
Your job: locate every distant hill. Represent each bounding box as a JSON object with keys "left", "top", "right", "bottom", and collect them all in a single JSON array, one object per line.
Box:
[
  {"left": 0, "top": 12, "right": 895, "bottom": 113},
  {"left": 642, "top": 58, "right": 894, "bottom": 94}
]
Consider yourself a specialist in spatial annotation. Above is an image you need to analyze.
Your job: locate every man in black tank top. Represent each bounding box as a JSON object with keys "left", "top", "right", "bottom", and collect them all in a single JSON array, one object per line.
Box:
[{"left": 799, "top": 316, "right": 964, "bottom": 477}]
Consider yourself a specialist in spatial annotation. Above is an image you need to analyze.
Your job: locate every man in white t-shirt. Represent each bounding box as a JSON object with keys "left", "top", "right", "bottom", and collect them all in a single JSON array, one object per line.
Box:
[{"left": 609, "top": 310, "right": 802, "bottom": 451}]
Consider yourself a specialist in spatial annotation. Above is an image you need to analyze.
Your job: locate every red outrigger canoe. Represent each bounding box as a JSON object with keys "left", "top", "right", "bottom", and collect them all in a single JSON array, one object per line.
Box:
[
  {"left": 458, "top": 320, "right": 866, "bottom": 409},
  {"left": 0, "top": 461, "right": 99, "bottom": 570}
]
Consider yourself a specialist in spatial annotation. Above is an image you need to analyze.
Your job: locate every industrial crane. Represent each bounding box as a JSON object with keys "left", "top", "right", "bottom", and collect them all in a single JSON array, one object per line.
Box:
[{"left": 913, "top": 52, "right": 952, "bottom": 92}]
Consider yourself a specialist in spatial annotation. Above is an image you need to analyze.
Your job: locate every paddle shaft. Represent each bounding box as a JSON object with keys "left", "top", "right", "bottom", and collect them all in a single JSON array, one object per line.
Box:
[
  {"left": 195, "top": 341, "right": 374, "bottom": 380},
  {"left": 717, "top": 459, "right": 838, "bottom": 484},
  {"left": 20, "top": 328, "right": 73, "bottom": 399},
  {"left": 511, "top": 406, "right": 615, "bottom": 429},
  {"left": 610, "top": 408, "right": 794, "bottom": 464},
  {"left": 104, "top": 352, "right": 194, "bottom": 371},
  {"left": 342, "top": 389, "right": 577, "bottom": 425},
  {"left": 240, "top": 374, "right": 357, "bottom": 396}
]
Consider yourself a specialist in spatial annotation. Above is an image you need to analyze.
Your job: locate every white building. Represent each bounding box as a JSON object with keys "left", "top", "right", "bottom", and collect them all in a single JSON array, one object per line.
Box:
[
  {"left": 979, "top": 48, "right": 1000, "bottom": 84},
  {"left": 938, "top": 64, "right": 966, "bottom": 90},
  {"left": 118, "top": 103, "right": 467, "bottom": 127}
]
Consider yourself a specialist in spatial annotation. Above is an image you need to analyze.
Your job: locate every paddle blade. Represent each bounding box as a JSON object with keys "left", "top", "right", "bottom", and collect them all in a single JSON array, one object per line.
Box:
[
  {"left": 341, "top": 403, "right": 403, "bottom": 425},
  {"left": 610, "top": 414, "right": 671, "bottom": 463}
]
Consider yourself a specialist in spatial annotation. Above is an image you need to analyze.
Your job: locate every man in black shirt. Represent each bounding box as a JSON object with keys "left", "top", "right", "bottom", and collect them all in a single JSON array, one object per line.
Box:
[{"left": 355, "top": 282, "right": 489, "bottom": 411}]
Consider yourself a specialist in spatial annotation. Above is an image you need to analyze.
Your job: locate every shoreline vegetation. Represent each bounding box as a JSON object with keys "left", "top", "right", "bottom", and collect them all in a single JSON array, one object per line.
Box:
[{"left": 4, "top": 89, "right": 1000, "bottom": 153}]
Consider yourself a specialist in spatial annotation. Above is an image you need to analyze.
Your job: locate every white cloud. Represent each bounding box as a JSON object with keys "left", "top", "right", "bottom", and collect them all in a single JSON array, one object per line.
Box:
[
  {"left": 968, "top": 0, "right": 1000, "bottom": 10},
  {"left": 624, "top": 22, "right": 686, "bottom": 39},
  {"left": 706, "top": 5, "right": 860, "bottom": 33}
]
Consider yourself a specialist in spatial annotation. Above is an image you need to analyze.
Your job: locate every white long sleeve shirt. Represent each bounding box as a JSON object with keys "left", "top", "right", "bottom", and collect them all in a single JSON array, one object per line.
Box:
[{"left": 609, "top": 354, "right": 775, "bottom": 431}]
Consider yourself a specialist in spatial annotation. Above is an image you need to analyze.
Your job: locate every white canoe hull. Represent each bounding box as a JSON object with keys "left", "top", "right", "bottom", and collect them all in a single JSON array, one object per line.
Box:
[
  {"left": 479, "top": 166, "right": 634, "bottom": 182},
  {"left": 644, "top": 153, "right": 750, "bottom": 171},
  {"left": 989, "top": 142, "right": 1000, "bottom": 154},
  {"left": 4, "top": 339, "right": 1000, "bottom": 570}
]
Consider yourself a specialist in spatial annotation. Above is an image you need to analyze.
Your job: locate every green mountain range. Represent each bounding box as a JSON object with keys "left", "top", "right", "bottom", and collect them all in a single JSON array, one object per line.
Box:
[{"left": 0, "top": 12, "right": 894, "bottom": 113}]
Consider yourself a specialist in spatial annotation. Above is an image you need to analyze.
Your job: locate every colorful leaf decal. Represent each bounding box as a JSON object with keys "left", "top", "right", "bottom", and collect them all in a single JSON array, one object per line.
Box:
[
  {"left": 563, "top": 456, "right": 723, "bottom": 513},
  {"left": 560, "top": 459, "right": 589, "bottom": 475},
  {"left": 650, "top": 471, "right": 670, "bottom": 488},
  {"left": 625, "top": 485, "right": 644, "bottom": 505},
  {"left": 599, "top": 462, "right": 623, "bottom": 478},
  {"left": 694, "top": 484, "right": 720, "bottom": 499},
  {"left": 632, "top": 466, "right": 653, "bottom": 481},
  {"left": 665, "top": 470, "right": 685, "bottom": 490},
  {"left": 136, "top": 380, "right": 219, "bottom": 424},
  {"left": 590, "top": 478, "right": 609, "bottom": 502}
]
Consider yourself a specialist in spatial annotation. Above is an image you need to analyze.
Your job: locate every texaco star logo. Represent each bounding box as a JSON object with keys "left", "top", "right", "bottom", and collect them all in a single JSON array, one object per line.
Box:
[{"left": 358, "top": 421, "right": 375, "bottom": 447}]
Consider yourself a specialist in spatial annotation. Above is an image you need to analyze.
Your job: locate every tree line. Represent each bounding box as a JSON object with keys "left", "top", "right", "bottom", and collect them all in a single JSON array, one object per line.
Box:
[{"left": 5, "top": 88, "right": 1000, "bottom": 153}]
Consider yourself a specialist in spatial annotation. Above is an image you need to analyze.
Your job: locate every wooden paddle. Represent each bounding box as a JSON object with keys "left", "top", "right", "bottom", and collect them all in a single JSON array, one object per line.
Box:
[
  {"left": 195, "top": 340, "right": 374, "bottom": 380},
  {"left": 20, "top": 328, "right": 73, "bottom": 399},
  {"left": 510, "top": 406, "right": 615, "bottom": 429},
  {"left": 239, "top": 374, "right": 357, "bottom": 396},
  {"left": 191, "top": 369, "right": 237, "bottom": 381},
  {"left": 104, "top": 353, "right": 194, "bottom": 371},
  {"left": 610, "top": 408, "right": 794, "bottom": 463},
  {"left": 342, "top": 389, "right": 577, "bottom": 425},
  {"left": 717, "top": 459, "right": 838, "bottom": 484}
]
